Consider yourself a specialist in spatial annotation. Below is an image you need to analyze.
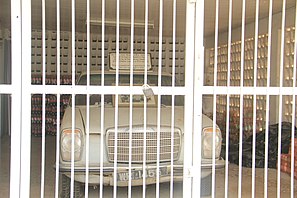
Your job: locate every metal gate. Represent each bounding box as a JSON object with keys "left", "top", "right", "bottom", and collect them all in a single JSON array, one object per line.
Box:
[
  {"left": 6, "top": 0, "right": 206, "bottom": 198},
  {"left": 3, "top": 0, "right": 297, "bottom": 197}
]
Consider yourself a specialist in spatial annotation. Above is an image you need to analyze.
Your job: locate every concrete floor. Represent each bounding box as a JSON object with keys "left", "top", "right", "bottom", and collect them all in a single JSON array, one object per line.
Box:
[{"left": 0, "top": 135, "right": 296, "bottom": 197}]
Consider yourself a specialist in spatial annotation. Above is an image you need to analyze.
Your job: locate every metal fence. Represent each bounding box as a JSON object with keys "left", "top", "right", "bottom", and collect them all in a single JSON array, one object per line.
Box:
[{"left": 2, "top": 0, "right": 297, "bottom": 198}]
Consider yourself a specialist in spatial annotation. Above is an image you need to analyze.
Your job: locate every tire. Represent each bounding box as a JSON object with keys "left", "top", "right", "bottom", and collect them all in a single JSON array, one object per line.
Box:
[{"left": 59, "top": 174, "right": 84, "bottom": 198}]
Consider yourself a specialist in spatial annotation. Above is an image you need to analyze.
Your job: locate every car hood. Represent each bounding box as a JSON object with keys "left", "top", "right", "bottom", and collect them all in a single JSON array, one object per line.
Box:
[
  {"left": 61, "top": 105, "right": 216, "bottom": 134},
  {"left": 74, "top": 105, "right": 184, "bottom": 134}
]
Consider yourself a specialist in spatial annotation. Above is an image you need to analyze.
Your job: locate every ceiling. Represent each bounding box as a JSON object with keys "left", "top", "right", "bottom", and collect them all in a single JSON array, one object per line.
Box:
[{"left": 0, "top": 0, "right": 296, "bottom": 37}]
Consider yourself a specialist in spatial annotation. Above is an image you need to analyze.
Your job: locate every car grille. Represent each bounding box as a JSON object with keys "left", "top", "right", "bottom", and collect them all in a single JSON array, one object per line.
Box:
[{"left": 106, "top": 127, "right": 182, "bottom": 163}]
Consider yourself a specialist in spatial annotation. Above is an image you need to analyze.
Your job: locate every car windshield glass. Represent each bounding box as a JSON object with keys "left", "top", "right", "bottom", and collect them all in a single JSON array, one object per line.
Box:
[
  {"left": 72, "top": 73, "right": 184, "bottom": 106},
  {"left": 77, "top": 73, "right": 173, "bottom": 86}
]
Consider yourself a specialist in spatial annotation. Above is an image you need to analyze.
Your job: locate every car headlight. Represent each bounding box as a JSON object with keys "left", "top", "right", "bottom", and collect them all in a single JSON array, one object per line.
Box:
[
  {"left": 202, "top": 127, "right": 222, "bottom": 159},
  {"left": 60, "top": 129, "right": 83, "bottom": 162}
]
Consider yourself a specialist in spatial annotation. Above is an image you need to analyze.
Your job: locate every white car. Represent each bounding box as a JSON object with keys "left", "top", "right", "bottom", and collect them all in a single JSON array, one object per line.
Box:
[{"left": 58, "top": 69, "right": 224, "bottom": 197}]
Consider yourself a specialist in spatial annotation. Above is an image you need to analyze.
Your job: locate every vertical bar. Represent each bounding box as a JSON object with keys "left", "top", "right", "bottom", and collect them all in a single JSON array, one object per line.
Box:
[
  {"left": 54, "top": 0, "right": 61, "bottom": 196},
  {"left": 225, "top": 0, "right": 233, "bottom": 197},
  {"left": 85, "top": 0, "right": 91, "bottom": 197},
  {"left": 264, "top": 1, "right": 273, "bottom": 197},
  {"left": 290, "top": 4, "right": 297, "bottom": 197},
  {"left": 238, "top": 1, "right": 246, "bottom": 197},
  {"left": 20, "top": 0, "right": 32, "bottom": 197},
  {"left": 128, "top": 0, "right": 134, "bottom": 197},
  {"left": 156, "top": 1, "right": 164, "bottom": 197},
  {"left": 41, "top": 0, "right": 46, "bottom": 197},
  {"left": 70, "top": 0, "right": 76, "bottom": 197},
  {"left": 170, "top": 0, "right": 177, "bottom": 198},
  {"left": 192, "top": 0, "right": 204, "bottom": 197},
  {"left": 142, "top": 0, "right": 149, "bottom": 196},
  {"left": 252, "top": 1, "right": 260, "bottom": 198},
  {"left": 113, "top": 0, "right": 120, "bottom": 196},
  {"left": 99, "top": 0, "right": 105, "bottom": 197},
  {"left": 183, "top": 0, "right": 196, "bottom": 197},
  {"left": 212, "top": 0, "right": 219, "bottom": 197},
  {"left": 10, "top": 1, "right": 22, "bottom": 195},
  {"left": 277, "top": 1, "right": 286, "bottom": 198}
]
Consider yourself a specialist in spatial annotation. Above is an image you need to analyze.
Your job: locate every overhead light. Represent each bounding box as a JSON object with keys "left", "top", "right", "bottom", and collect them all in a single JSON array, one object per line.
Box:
[{"left": 88, "top": 19, "right": 154, "bottom": 29}]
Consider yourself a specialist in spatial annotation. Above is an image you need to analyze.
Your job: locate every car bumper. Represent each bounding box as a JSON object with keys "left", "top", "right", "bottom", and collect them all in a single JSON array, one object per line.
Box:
[{"left": 57, "top": 158, "right": 225, "bottom": 186}]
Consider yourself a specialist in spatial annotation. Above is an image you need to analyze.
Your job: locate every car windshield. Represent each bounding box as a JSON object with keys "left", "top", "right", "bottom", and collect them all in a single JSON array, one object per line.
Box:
[
  {"left": 72, "top": 73, "right": 184, "bottom": 106},
  {"left": 77, "top": 73, "right": 175, "bottom": 86}
]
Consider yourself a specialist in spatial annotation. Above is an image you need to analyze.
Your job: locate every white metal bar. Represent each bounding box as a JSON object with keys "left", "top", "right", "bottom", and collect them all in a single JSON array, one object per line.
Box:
[
  {"left": 277, "top": 1, "right": 286, "bottom": 198},
  {"left": 170, "top": 0, "right": 177, "bottom": 198},
  {"left": 212, "top": 0, "right": 219, "bottom": 197},
  {"left": 55, "top": 94, "right": 61, "bottom": 198},
  {"left": 183, "top": 1, "right": 196, "bottom": 197},
  {"left": 99, "top": 1, "right": 105, "bottom": 197},
  {"left": 41, "top": 0, "right": 46, "bottom": 197},
  {"left": 28, "top": 85, "right": 297, "bottom": 96},
  {"left": 27, "top": 85, "right": 189, "bottom": 95},
  {"left": 70, "top": 0, "right": 76, "bottom": 197},
  {"left": 0, "top": 85, "right": 15, "bottom": 94},
  {"left": 238, "top": 1, "right": 246, "bottom": 197},
  {"left": 192, "top": 0, "right": 204, "bottom": 197},
  {"left": 142, "top": 0, "right": 149, "bottom": 196},
  {"left": 113, "top": 0, "right": 120, "bottom": 195},
  {"left": 128, "top": 0, "right": 134, "bottom": 197},
  {"left": 54, "top": 0, "right": 61, "bottom": 195},
  {"left": 290, "top": 4, "right": 297, "bottom": 197},
  {"left": 201, "top": 86, "right": 297, "bottom": 95},
  {"left": 85, "top": 0, "right": 91, "bottom": 196},
  {"left": 70, "top": 92, "right": 75, "bottom": 198},
  {"left": 156, "top": 1, "right": 164, "bottom": 197},
  {"left": 264, "top": 1, "right": 273, "bottom": 197},
  {"left": 252, "top": 1, "right": 260, "bottom": 198},
  {"left": 20, "top": 0, "right": 32, "bottom": 197},
  {"left": 224, "top": 0, "right": 233, "bottom": 197},
  {"left": 10, "top": 1, "right": 22, "bottom": 197}
]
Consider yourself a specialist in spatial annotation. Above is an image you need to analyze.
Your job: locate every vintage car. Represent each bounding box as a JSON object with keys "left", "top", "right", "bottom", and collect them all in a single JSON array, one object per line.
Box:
[{"left": 58, "top": 56, "right": 224, "bottom": 197}]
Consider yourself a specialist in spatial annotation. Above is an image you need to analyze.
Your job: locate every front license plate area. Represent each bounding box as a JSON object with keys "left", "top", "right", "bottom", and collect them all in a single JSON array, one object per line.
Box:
[{"left": 117, "top": 167, "right": 168, "bottom": 182}]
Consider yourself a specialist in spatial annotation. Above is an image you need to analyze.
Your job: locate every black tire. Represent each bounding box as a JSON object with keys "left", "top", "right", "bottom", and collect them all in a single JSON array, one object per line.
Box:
[{"left": 59, "top": 174, "right": 84, "bottom": 198}]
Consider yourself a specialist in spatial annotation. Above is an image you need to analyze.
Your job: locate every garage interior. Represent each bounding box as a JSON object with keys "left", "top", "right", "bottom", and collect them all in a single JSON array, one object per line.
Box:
[{"left": 1, "top": 0, "right": 297, "bottom": 197}]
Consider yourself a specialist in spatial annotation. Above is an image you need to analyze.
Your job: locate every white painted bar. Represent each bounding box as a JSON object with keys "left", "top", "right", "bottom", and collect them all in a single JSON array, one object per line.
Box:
[
  {"left": 27, "top": 85, "right": 189, "bottom": 95},
  {"left": 27, "top": 85, "right": 297, "bottom": 96},
  {"left": 113, "top": 0, "right": 120, "bottom": 195},
  {"left": 70, "top": 0, "right": 76, "bottom": 197},
  {"left": 183, "top": 1, "right": 196, "bottom": 197},
  {"left": 225, "top": 0, "right": 233, "bottom": 197},
  {"left": 277, "top": 1, "right": 286, "bottom": 198},
  {"left": 156, "top": 1, "right": 164, "bottom": 197},
  {"left": 200, "top": 86, "right": 297, "bottom": 95},
  {"left": 192, "top": 0, "right": 204, "bottom": 197},
  {"left": 128, "top": 1, "right": 135, "bottom": 197},
  {"left": 238, "top": 1, "right": 246, "bottom": 197},
  {"left": 170, "top": 0, "right": 177, "bottom": 198},
  {"left": 290, "top": 4, "right": 297, "bottom": 197},
  {"left": 0, "top": 85, "right": 16, "bottom": 94},
  {"left": 252, "top": 1, "right": 260, "bottom": 198},
  {"left": 212, "top": 0, "right": 219, "bottom": 197},
  {"left": 99, "top": 1, "right": 105, "bottom": 197},
  {"left": 55, "top": 93, "right": 61, "bottom": 198},
  {"left": 20, "top": 0, "right": 32, "bottom": 197},
  {"left": 264, "top": 2, "right": 273, "bottom": 197},
  {"left": 85, "top": 0, "right": 91, "bottom": 197},
  {"left": 54, "top": 0, "right": 61, "bottom": 195},
  {"left": 142, "top": 0, "right": 149, "bottom": 196},
  {"left": 41, "top": 0, "right": 46, "bottom": 197},
  {"left": 10, "top": 0, "right": 22, "bottom": 196}
]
